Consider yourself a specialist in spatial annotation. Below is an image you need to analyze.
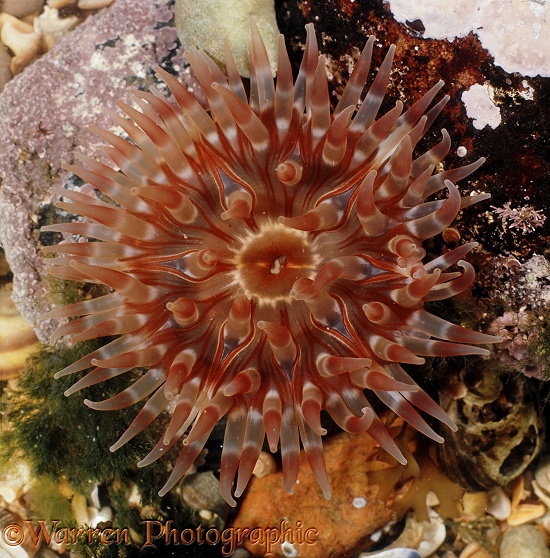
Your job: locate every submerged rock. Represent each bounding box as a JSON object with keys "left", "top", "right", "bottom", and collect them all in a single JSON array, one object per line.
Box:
[
  {"left": 0, "top": 0, "right": 196, "bottom": 341},
  {"left": 500, "top": 524, "right": 550, "bottom": 558},
  {"left": 231, "top": 429, "right": 415, "bottom": 558}
]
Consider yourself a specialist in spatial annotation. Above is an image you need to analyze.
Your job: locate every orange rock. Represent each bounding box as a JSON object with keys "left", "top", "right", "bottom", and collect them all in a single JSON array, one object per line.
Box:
[{"left": 230, "top": 429, "right": 414, "bottom": 558}]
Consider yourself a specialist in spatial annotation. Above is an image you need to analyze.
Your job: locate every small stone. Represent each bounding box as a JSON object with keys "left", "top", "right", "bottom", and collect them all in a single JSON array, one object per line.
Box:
[
  {"left": 179, "top": 471, "right": 230, "bottom": 522},
  {"left": 231, "top": 430, "right": 412, "bottom": 558},
  {"left": 507, "top": 503, "right": 546, "bottom": 526},
  {"left": 0, "top": 42, "right": 12, "bottom": 91},
  {"left": 78, "top": 0, "right": 116, "bottom": 8},
  {"left": 0, "top": 283, "right": 40, "bottom": 380},
  {"left": 34, "top": 7, "right": 80, "bottom": 41},
  {"left": 499, "top": 525, "right": 550, "bottom": 558},
  {"left": 533, "top": 457, "right": 550, "bottom": 508},
  {"left": 0, "top": 0, "right": 43, "bottom": 18},
  {"left": 486, "top": 487, "right": 512, "bottom": 521},
  {"left": 0, "top": 16, "right": 41, "bottom": 74},
  {"left": 252, "top": 451, "right": 277, "bottom": 478},
  {"left": 174, "top": 0, "right": 278, "bottom": 77},
  {"left": 461, "top": 492, "right": 488, "bottom": 520}
]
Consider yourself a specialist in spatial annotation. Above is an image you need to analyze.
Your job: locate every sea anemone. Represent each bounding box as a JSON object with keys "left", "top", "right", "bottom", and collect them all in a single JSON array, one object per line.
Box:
[{"left": 42, "top": 20, "right": 500, "bottom": 506}]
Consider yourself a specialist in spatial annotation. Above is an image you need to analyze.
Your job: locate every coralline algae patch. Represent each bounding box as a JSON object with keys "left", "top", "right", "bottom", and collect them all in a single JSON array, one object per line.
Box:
[
  {"left": 386, "top": 0, "right": 550, "bottom": 77},
  {"left": 461, "top": 83, "right": 502, "bottom": 130},
  {"left": 288, "top": 0, "right": 548, "bottom": 259},
  {"left": 0, "top": 0, "right": 119, "bottom": 92}
]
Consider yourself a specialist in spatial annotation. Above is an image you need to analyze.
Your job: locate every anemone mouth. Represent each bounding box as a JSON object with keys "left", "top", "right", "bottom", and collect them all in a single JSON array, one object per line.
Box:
[{"left": 232, "top": 221, "right": 320, "bottom": 306}]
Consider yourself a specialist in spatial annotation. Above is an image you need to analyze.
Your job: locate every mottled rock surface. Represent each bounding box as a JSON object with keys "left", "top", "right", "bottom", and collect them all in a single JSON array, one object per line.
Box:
[
  {"left": 0, "top": 0, "right": 198, "bottom": 340},
  {"left": 500, "top": 524, "right": 550, "bottom": 558},
  {"left": 230, "top": 430, "right": 412, "bottom": 558}
]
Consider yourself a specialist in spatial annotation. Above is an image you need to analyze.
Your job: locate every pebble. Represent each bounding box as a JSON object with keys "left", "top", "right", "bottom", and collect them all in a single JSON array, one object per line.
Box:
[
  {"left": 179, "top": 471, "right": 230, "bottom": 521},
  {"left": 0, "top": 0, "right": 43, "bottom": 18},
  {"left": 363, "top": 549, "right": 420, "bottom": 558},
  {"left": 173, "top": 0, "right": 279, "bottom": 78},
  {"left": 231, "top": 430, "right": 411, "bottom": 558},
  {"left": 499, "top": 525, "right": 550, "bottom": 558}
]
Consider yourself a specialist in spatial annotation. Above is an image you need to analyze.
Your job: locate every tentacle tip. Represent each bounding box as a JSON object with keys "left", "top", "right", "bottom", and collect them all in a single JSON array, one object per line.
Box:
[
  {"left": 48, "top": 332, "right": 60, "bottom": 344},
  {"left": 361, "top": 406, "right": 375, "bottom": 422},
  {"left": 222, "top": 385, "right": 235, "bottom": 397},
  {"left": 64, "top": 386, "right": 79, "bottom": 397},
  {"left": 225, "top": 495, "right": 238, "bottom": 508},
  {"left": 289, "top": 289, "right": 303, "bottom": 301},
  {"left": 83, "top": 398, "right": 93, "bottom": 407},
  {"left": 443, "top": 179, "right": 456, "bottom": 189},
  {"left": 396, "top": 454, "right": 408, "bottom": 466}
]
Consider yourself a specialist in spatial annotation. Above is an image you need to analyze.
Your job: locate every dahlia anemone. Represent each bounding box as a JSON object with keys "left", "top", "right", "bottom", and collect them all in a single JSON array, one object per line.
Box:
[{"left": 42, "top": 20, "right": 500, "bottom": 506}]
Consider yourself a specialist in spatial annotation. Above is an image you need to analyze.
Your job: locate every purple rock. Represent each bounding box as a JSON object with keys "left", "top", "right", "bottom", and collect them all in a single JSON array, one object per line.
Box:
[{"left": 0, "top": 0, "right": 200, "bottom": 341}]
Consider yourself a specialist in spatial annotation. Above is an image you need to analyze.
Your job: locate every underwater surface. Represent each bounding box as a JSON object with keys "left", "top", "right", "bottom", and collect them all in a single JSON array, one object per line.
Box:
[{"left": 0, "top": 1, "right": 549, "bottom": 557}]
